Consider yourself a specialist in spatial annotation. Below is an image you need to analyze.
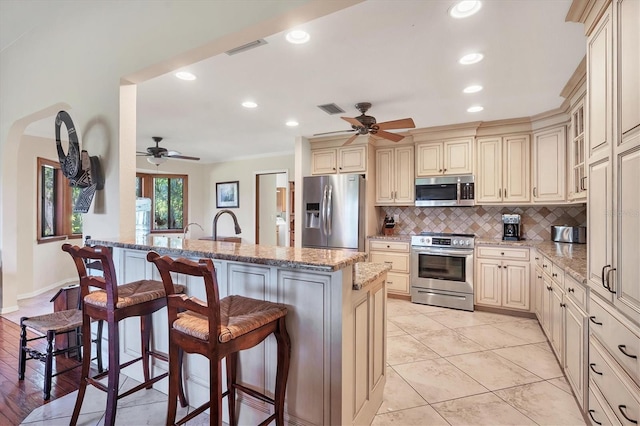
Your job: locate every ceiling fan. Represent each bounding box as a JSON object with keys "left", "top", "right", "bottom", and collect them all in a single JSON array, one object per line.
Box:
[
  {"left": 137, "top": 136, "right": 200, "bottom": 165},
  {"left": 315, "top": 102, "right": 416, "bottom": 146}
]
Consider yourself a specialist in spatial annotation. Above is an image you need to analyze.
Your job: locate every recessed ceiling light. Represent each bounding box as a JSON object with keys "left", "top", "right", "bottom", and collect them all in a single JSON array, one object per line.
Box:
[
  {"left": 285, "top": 30, "right": 310, "bottom": 44},
  {"left": 459, "top": 53, "right": 484, "bottom": 65},
  {"left": 467, "top": 106, "right": 484, "bottom": 112},
  {"left": 286, "top": 120, "right": 299, "bottom": 127},
  {"left": 463, "top": 85, "right": 483, "bottom": 93},
  {"left": 175, "top": 71, "right": 196, "bottom": 81},
  {"left": 242, "top": 101, "right": 258, "bottom": 108},
  {"left": 449, "top": 1, "right": 482, "bottom": 19}
]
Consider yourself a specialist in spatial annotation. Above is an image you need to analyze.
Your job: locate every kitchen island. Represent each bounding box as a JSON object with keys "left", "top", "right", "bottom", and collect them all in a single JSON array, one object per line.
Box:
[{"left": 87, "top": 236, "right": 388, "bottom": 426}]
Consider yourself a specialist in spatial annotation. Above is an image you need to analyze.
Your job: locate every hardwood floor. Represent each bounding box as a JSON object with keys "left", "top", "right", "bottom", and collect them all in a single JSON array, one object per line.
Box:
[{"left": 0, "top": 315, "right": 82, "bottom": 425}]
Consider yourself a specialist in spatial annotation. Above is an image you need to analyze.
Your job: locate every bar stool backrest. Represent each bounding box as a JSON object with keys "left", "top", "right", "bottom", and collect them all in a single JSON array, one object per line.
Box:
[
  {"left": 147, "top": 253, "right": 222, "bottom": 345},
  {"left": 62, "top": 244, "right": 119, "bottom": 310}
]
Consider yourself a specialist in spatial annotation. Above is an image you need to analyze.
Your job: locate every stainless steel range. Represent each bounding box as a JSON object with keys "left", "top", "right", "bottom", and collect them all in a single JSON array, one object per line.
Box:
[{"left": 410, "top": 232, "right": 475, "bottom": 311}]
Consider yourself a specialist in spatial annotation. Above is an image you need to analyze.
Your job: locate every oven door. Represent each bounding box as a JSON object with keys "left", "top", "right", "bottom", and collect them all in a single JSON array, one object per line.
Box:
[{"left": 410, "top": 247, "right": 474, "bottom": 294}]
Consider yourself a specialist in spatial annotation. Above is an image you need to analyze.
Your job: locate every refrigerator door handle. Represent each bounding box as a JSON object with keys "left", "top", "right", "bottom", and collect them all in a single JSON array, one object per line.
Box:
[
  {"left": 326, "top": 185, "right": 333, "bottom": 236},
  {"left": 321, "top": 185, "right": 328, "bottom": 236}
]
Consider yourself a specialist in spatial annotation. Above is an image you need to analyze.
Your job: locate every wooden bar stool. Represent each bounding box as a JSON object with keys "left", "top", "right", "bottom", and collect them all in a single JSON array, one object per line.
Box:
[
  {"left": 147, "top": 252, "right": 291, "bottom": 426},
  {"left": 62, "top": 243, "right": 187, "bottom": 426}
]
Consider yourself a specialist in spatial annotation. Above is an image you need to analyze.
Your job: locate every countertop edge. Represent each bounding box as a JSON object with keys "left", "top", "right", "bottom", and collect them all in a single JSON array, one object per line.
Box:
[{"left": 353, "top": 262, "right": 391, "bottom": 290}]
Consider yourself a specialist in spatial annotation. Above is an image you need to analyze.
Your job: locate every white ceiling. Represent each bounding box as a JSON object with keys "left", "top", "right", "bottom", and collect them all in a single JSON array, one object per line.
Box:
[{"left": 4, "top": 1, "right": 587, "bottom": 165}]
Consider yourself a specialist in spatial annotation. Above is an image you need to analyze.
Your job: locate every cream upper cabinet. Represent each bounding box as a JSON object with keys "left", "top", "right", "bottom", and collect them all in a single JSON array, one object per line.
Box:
[
  {"left": 568, "top": 99, "right": 587, "bottom": 201},
  {"left": 375, "top": 145, "right": 414, "bottom": 205},
  {"left": 415, "top": 138, "right": 472, "bottom": 177},
  {"left": 311, "top": 146, "right": 366, "bottom": 175},
  {"left": 587, "top": 4, "right": 613, "bottom": 160},
  {"left": 618, "top": 0, "right": 640, "bottom": 136},
  {"left": 476, "top": 135, "right": 530, "bottom": 204},
  {"left": 532, "top": 126, "right": 567, "bottom": 203}
]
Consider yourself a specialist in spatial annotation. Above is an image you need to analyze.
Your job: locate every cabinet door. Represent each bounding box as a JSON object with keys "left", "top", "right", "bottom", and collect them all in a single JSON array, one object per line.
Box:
[
  {"left": 475, "top": 259, "right": 502, "bottom": 307},
  {"left": 394, "top": 145, "right": 415, "bottom": 204},
  {"left": 416, "top": 142, "right": 443, "bottom": 176},
  {"left": 476, "top": 137, "right": 502, "bottom": 203},
  {"left": 618, "top": 0, "right": 640, "bottom": 136},
  {"left": 444, "top": 138, "right": 472, "bottom": 175},
  {"left": 503, "top": 135, "right": 531, "bottom": 203},
  {"left": 569, "top": 100, "right": 587, "bottom": 201},
  {"left": 532, "top": 126, "right": 566, "bottom": 202},
  {"left": 550, "top": 282, "right": 565, "bottom": 363},
  {"left": 311, "top": 149, "right": 337, "bottom": 175},
  {"left": 338, "top": 146, "right": 366, "bottom": 173},
  {"left": 587, "top": 5, "right": 613, "bottom": 160},
  {"left": 564, "top": 298, "right": 587, "bottom": 410},
  {"left": 613, "top": 138, "right": 640, "bottom": 319},
  {"left": 587, "top": 156, "right": 614, "bottom": 302},
  {"left": 542, "top": 274, "right": 553, "bottom": 336},
  {"left": 534, "top": 267, "right": 544, "bottom": 322},
  {"left": 375, "top": 148, "right": 394, "bottom": 204},
  {"left": 503, "top": 261, "right": 530, "bottom": 311}
]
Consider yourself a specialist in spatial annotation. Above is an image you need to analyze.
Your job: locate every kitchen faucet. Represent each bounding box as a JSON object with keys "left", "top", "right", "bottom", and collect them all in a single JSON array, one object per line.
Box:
[
  {"left": 183, "top": 222, "right": 204, "bottom": 239},
  {"left": 212, "top": 209, "right": 242, "bottom": 241}
]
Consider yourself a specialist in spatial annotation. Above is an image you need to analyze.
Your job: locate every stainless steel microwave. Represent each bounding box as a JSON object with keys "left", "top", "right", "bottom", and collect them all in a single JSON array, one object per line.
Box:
[{"left": 415, "top": 175, "right": 475, "bottom": 207}]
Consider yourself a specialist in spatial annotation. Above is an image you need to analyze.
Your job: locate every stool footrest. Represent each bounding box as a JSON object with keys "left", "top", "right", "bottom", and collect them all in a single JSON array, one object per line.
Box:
[
  {"left": 118, "top": 372, "right": 168, "bottom": 399},
  {"left": 235, "top": 383, "right": 275, "bottom": 406}
]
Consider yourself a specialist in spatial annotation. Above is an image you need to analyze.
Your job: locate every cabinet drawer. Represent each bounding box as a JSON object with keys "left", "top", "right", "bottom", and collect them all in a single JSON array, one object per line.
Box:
[
  {"left": 369, "top": 252, "right": 409, "bottom": 274},
  {"left": 551, "top": 263, "right": 565, "bottom": 288},
  {"left": 589, "top": 383, "right": 623, "bottom": 426},
  {"left": 590, "top": 295, "right": 640, "bottom": 385},
  {"left": 476, "top": 246, "right": 529, "bottom": 261},
  {"left": 369, "top": 240, "right": 410, "bottom": 252},
  {"left": 533, "top": 251, "right": 544, "bottom": 267},
  {"left": 565, "top": 275, "right": 587, "bottom": 311},
  {"left": 589, "top": 339, "right": 640, "bottom": 426},
  {"left": 385, "top": 272, "right": 409, "bottom": 295},
  {"left": 541, "top": 255, "right": 553, "bottom": 274}
]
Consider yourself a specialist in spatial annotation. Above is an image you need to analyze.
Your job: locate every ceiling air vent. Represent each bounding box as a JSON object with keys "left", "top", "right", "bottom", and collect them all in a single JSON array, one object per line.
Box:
[
  {"left": 225, "top": 39, "right": 268, "bottom": 56},
  {"left": 317, "top": 103, "right": 345, "bottom": 115}
]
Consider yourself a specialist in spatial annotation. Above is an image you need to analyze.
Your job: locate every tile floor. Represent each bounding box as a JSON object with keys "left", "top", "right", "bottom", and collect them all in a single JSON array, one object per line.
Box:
[{"left": 18, "top": 297, "right": 586, "bottom": 425}]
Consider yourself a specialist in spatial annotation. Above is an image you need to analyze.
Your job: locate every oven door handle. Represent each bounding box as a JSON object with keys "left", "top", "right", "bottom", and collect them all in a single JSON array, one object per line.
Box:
[{"left": 412, "top": 248, "right": 474, "bottom": 257}]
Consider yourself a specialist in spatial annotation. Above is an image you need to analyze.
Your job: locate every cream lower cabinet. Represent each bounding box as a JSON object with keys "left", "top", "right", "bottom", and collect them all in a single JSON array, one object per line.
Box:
[
  {"left": 475, "top": 246, "right": 530, "bottom": 311},
  {"left": 564, "top": 276, "right": 588, "bottom": 411},
  {"left": 311, "top": 145, "right": 367, "bottom": 175},
  {"left": 476, "top": 135, "right": 530, "bottom": 204},
  {"left": 375, "top": 145, "right": 414, "bottom": 205},
  {"left": 538, "top": 253, "right": 565, "bottom": 363},
  {"left": 368, "top": 239, "right": 410, "bottom": 296}
]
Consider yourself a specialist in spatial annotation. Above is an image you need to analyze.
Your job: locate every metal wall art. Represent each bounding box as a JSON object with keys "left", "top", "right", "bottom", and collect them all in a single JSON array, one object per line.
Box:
[{"left": 55, "top": 110, "right": 104, "bottom": 213}]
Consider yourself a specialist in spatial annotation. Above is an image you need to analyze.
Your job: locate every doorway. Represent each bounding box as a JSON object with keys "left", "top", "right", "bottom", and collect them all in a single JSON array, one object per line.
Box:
[{"left": 255, "top": 171, "right": 288, "bottom": 246}]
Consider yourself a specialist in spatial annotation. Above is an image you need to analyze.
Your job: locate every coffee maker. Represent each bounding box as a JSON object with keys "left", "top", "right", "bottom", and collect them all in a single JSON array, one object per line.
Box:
[{"left": 502, "top": 214, "right": 522, "bottom": 241}]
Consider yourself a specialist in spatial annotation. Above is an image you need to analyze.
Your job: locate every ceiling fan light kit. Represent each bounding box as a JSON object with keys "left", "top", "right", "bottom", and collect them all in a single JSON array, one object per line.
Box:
[{"left": 137, "top": 136, "right": 200, "bottom": 165}]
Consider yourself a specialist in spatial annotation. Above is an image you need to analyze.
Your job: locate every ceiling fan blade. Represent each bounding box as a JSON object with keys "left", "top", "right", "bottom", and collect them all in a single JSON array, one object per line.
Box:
[
  {"left": 136, "top": 152, "right": 151, "bottom": 156},
  {"left": 376, "top": 118, "right": 415, "bottom": 131},
  {"left": 167, "top": 154, "right": 200, "bottom": 161},
  {"left": 341, "top": 117, "right": 364, "bottom": 128},
  {"left": 342, "top": 133, "right": 360, "bottom": 146},
  {"left": 313, "top": 129, "right": 356, "bottom": 136},
  {"left": 376, "top": 130, "right": 406, "bottom": 143}
]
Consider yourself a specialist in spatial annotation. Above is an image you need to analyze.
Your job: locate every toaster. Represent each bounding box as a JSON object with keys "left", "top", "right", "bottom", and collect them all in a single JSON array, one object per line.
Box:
[{"left": 551, "top": 226, "right": 587, "bottom": 244}]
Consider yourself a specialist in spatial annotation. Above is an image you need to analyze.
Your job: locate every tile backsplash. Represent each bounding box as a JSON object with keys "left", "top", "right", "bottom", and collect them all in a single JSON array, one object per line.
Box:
[{"left": 380, "top": 205, "right": 587, "bottom": 241}]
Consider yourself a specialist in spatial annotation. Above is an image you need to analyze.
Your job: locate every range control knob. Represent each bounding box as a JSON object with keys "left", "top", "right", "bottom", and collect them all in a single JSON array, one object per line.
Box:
[{"left": 453, "top": 240, "right": 459, "bottom": 245}]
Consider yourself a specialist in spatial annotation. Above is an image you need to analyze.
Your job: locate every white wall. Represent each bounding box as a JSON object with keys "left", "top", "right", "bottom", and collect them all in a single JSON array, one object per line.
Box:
[
  {"left": 0, "top": 1, "right": 356, "bottom": 312},
  {"left": 207, "top": 154, "right": 294, "bottom": 243}
]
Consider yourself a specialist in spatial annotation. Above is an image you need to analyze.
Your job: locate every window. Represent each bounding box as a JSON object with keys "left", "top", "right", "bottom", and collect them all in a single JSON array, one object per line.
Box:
[
  {"left": 37, "top": 157, "right": 83, "bottom": 242},
  {"left": 136, "top": 173, "right": 188, "bottom": 232}
]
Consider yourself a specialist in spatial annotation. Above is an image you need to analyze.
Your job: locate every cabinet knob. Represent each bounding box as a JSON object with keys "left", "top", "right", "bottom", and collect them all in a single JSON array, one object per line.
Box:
[
  {"left": 568, "top": 287, "right": 574, "bottom": 292},
  {"left": 443, "top": 168, "right": 447, "bottom": 172},
  {"left": 537, "top": 275, "right": 542, "bottom": 279},
  {"left": 439, "top": 169, "right": 443, "bottom": 173},
  {"left": 386, "top": 245, "right": 390, "bottom": 248},
  {"left": 552, "top": 273, "right": 557, "bottom": 277},
  {"left": 560, "top": 303, "right": 566, "bottom": 308},
  {"left": 547, "top": 286, "right": 552, "bottom": 291},
  {"left": 501, "top": 252, "right": 504, "bottom": 256}
]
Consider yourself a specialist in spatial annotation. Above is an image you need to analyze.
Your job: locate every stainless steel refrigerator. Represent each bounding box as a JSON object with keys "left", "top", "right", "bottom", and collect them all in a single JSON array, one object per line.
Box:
[{"left": 302, "top": 174, "right": 365, "bottom": 251}]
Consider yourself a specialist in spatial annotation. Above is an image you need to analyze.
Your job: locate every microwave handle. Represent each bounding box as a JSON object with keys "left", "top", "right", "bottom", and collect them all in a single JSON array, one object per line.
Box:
[{"left": 457, "top": 182, "right": 461, "bottom": 204}]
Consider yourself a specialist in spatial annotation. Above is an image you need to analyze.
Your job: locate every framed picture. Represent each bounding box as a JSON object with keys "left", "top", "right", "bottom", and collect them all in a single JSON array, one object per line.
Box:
[{"left": 216, "top": 181, "right": 239, "bottom": 208}]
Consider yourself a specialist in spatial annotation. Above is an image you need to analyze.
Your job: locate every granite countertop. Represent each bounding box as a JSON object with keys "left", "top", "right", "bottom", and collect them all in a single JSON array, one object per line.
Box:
[
  {"left": 353, "top": 262, "right": 392, "bottom": 290},
  {"left": 367, "top": 234, "right": 412, "bottom": 242},
  {"left": 88, "top": 236, "right": 367, "bottom": 273},
  {"left": 476, "top": 238, "right": 587, "bottom": 284}
]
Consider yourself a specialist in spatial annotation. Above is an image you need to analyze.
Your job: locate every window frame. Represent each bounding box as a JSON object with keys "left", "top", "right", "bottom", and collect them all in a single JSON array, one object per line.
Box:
[
  {"left": 136, "top": 172, "right": 189, "bottom": 234},
  {"left": 36, "top": 157, "right": 83, "bottom": 244}
]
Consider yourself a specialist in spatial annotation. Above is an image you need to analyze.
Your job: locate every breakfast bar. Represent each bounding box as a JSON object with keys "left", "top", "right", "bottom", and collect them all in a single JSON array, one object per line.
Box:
[{"left": 87, "top": 236, "right": 389, "bottom": 426}]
